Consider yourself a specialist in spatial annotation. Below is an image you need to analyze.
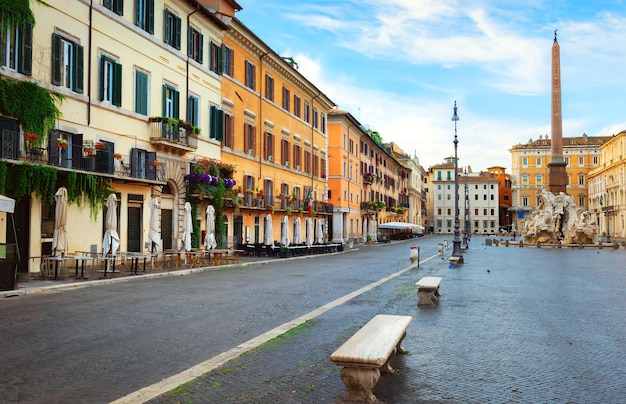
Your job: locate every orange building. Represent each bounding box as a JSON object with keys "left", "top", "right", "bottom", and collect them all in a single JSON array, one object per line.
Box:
[
  {"left": 220, "top": 18, "right": 335, "bottom": 247},
  {"left": 486, "top": 166, "right": 513, "bottom": 229}
]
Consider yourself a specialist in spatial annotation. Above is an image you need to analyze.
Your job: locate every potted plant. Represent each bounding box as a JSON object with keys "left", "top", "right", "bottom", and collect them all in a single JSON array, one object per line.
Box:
[
  {"left": 95, "top": 141, "right": 107, "bottom": 150},
  {"left": 56, "top": 138, "right": 68, "bottom": 149},
  {"left": 279, "top": 245, "right": 290, "bottom": 258},
  {"left": 113, "top": 153, "right": 122, "bottom": 160},
  {"left": 84, "top": 146, "right": 95, "bottom": 156},
  {"left": 284, "top": 206, "right": 292, "bottom": 215},
  {"left": 366, "top": 234, "right": 373, "bottom": 245}
]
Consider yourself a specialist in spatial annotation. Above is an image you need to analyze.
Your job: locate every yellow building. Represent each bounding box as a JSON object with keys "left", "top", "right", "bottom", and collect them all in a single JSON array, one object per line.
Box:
[
  {"left": 0, "top": 0, "right": 239, "bottom": 276},
  {"left": 220, "top": 18, "right": 335, "bottom": 247},
  {"left": 509, "top": 134, "right": 609, "bottom": 230},
  {"left": 587, "top": 131, "right": 626, "bottom": 241}
]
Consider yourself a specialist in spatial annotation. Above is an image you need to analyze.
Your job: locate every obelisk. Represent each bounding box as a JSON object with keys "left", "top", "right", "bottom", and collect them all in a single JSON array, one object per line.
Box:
[{"left": 548, "top": 30, "right": 568, "bottom": 194}]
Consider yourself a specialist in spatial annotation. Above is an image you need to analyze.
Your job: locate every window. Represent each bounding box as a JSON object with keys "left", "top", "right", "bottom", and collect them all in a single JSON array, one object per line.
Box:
[
  {"left": 312, "top": 107, "right": 318, "bottom": 128},
  {"left": 263, "top": 131, "right": 274, "bottom": 160},
  {"left": 282, "top": 86, "right": 290, "bottom": 111},
  {"left": 522, "top": 196, "right": 528, "bottom": 206},
  {"left": 474, "top": 194, "right": 478, "bottom": 200},
  {"left": 293, "top": 144, "right": 301, "bottom": 168},
  {"left": 131, "top": 148, "right": 157, "bottom": 180},
  {"left": 536, "top": 157, "right": 542, "bottom": 167},
  {"left": 103, "top": 0, "right": 124, "bottom": 15},
  {"left": 564, "top": 157, "right": 569, "bottom": 165},
  {"left": 474, "top": 208, "right": 478, "bottom": 215},
  {"left": 313, "top": 154, "right": 319, "bottom": 177},
  {"left": 135, "top": 0, "right": 154, "bottom": 33},
  {"left": 134, "top": 70, "right": 148, "bottom": 115},
  {"left": 304, "top": 101, "right": 310, "bottom": 123},
  {"left": 209, "top": 105, "right": 223, "bottom": 140},
  {"left": 223, "top": 113, "right": 233, "bottom": 147},
  {"left": 536, "top": 174, "right": 543, "bottom": 185},
  {"left": 188, "top": 27, "right": 203, "bottom": 63},
  {"left": 593, "top": 156, "right": 598, "bottom": 165},
  {"left": 483, "top": 195, "right": 487, "bottom": 200},
  {"left": 209, "top": 41, "right": 222, "bottom": 74},
  {"left": 437, "top": 208, "right": 442, "bottom": 215},
  {"left": 304, "top": 150, "right": 311, "bottom": 173},
  {"left": 447, "top": 194, "right": 451, "bottom": 200},
  {"left": 99, "top": 55, "right": 122, "bottom": 106},
  {"left": 281, "top": 139, "right": 290, "bottom": 165},
  {"left": 244, "top": 123, "right": 256, "bottom": 154},
  {"left": 483, "top": 209, "right": 487, "bottom": 215},
  {"left": 0, "top": 22, "right": 32, "bottom": 74},
  {"left": 245, "top": 60, "right": 256, "bottom": 90},
  {"left": 437, "top": 172, "right": 442, "bottom": 180},
  {"left": 522, "top": 157, "right": 528, "bottom": 167},
  {"left": 437, "top": 194, "right": 441, "bottom": 200},
  {"left": 490, "top": 209, "right": 495, "bottom": 215},
  {"left": 578, "top": 195, "right": 586, "bottom": 207},
  {"left": 222, "top": 45, "right": 234, "bottom": 76},
  {"left": 578, "top": 156, "right": 584, "bottom": 166},
  {"left": 164, "top": 9, "right": 181, "bottom": 49},
  {"left": 490, "top": 194, "right": 494, "bottom": 200},
  {"left": 162, "top": 84, "right": 179, "bottom": 118},
  {"left": 51, "top": 33, "right": 84, "bottom": 93},
  {"left": 265, "top": 74, "right": 274, "bottom": 101},
  {"left": 293, "top": 95, "right": 301, "bottom": 117},
  {"left": 188, "top": 95, "right": 199, "bottom": 126},
  {"left": 447, "top": 209, "right": 451, "bottom": 215},
  {"left": 578, "top": 174, "right": 584, "bottom": 185}
]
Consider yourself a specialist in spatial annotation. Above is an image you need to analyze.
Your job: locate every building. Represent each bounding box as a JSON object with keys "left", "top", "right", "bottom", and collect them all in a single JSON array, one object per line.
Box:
[
  {"left": 509, "top": 134, "right": 609, "bottom": 230},
  {"left": 486, "top": 166, "right": 513, "bottom": 230},
  {"left": 587, "top": 131, "right": 626, "bottom": 241},
  {"left": 220, "top": 17, "right": 334, "bottom": 247},
  {"left": 0, "top": 0, "right": 240, "bottom": 276},
  {"left": 392, "top": 146, "right": 426, "bottom": 228},
  {"left": 430, "top": 159, "right": 499, "bottom": 235}
]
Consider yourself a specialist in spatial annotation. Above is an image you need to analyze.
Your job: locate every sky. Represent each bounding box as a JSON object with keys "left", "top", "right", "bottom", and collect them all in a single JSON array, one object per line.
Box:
[{"left": 234, "top": 0, "right": 626, "bottom": 173}]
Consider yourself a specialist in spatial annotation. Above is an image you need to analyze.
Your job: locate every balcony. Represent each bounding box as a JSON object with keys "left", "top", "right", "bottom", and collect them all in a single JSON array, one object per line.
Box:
[
  {"left": 0, "top": 131, "right": 165, "bottom": 183},
  {"left": 149, "top": 119, "right": 198, "bottom": 155}
]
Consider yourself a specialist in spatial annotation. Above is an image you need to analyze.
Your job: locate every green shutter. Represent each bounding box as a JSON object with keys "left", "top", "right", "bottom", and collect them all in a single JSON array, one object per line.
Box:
[
  {"left": 147, "top": 0, "right": 155, "bottom": 34},
  {"left": 217, "top": 44, "right": 223, "bottom": 75},
  {"left": 135, "top": 70, "right": 148, "bottom": 115},
  {"left": 74, "top": 43, "right": 84, "bottom": 93},
  {"left": 164, "top": 10, "right": 170, "bottom": 44},
  {"left": 161, "top": 85, "right": 167, "bottom": 116},
  {"left": 18, "top": 24, "right": 32, "bottom": 75},
  {"left": 114, "top": 0, "right": 124, "bottom": 15},
  {"left": 209, "top": 41, "right": 214, "bottom": 71},
  {"left": 199, "top": 33, "right": 204, "bottom": 64},
  {"left": 187, "top": 26, "right": 193, "bottom": 57},
  {"left": 99, "top": 56, "right": 105, "bottom": 101},
  {"left": 216, "top": 109, "right": 224, "bottom": 141},
  {"left": 113, "top": 61, "right": 122, "bottom": 107},
  {"left": 209, "top": 105, "right": 216, "bottom": 139},
  {"left": 51, "top": 34, "right": 61, "bottom": 85},
  {"left": 175, "top": 16, "right": 181, "bottom": 49},
  {"left": 173, "top": 88, "right": 179, "bottom": 118}
]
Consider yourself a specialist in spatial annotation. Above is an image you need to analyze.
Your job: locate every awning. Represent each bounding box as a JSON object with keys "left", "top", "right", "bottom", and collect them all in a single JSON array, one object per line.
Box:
[
  {"left": 0, "top": 195, "right": 15, "bottom": 213},
  {"left": 378, "top": 222, "right": 425, "bottom": 231}
]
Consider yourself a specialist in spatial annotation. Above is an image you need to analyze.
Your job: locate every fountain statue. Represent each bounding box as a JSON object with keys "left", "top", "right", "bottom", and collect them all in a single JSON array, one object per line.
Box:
[{"left": 523, "top": 188, "right": 596, "bottom": 244}]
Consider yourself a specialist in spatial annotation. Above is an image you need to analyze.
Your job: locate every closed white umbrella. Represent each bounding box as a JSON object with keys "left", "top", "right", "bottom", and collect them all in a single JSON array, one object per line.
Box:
[
  {"left": 368, "top": 218, "right": 377, "bottom": 241},
  {"left": 182, "top": 202, "right": 193, "bottom": 252},
  {"left": 148, "top": 197, "right": 161, "bottom": 252},
  {"left": 293, "top": 217, "right": 302, "bottom": 244},
  {"left": 102, "top": 194, "right": 120, "bottom": 255},
  {"left": 315, "top": 219, "right": 324, "bottom": 244},
  {"left": 306, "top": 217, "right": 313, "bottom": 247},
  {"left": 281, "top": 215, "right": 290, "bottom": 246},
  {"left": 362, "top": 218, "right": 368, "bottom": 242},
  {"left": 264, "top": 214, "right": 273, "bottom": 246},
  {"left": 204, "top": 205, "right": 217, "bottom": 250},
  {"left": 52, "top": 187, "right": 68, "bottom": 257}
]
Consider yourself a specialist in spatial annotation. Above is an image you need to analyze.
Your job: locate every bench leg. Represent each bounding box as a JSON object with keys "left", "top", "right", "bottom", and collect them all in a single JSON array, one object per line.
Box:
[
  {"left": 417, "top": 288, "right": 436, "bottom": 306},
  {"left": 340, "top": 367, "right": 380, "bottom": 403}
]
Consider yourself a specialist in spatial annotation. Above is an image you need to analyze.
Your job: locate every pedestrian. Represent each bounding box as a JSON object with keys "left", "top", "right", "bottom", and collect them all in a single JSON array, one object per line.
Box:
[{"left": 512, "top": 231, "right": 516, "bottom": 241}]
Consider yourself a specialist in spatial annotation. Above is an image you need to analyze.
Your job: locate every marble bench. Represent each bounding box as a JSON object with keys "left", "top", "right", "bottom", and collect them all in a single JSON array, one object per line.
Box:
[
  {"left": 415, "top": 276, "right": 442, "bottom": 306},
  {"left": 329, "top": 314, "right": 412, "bottom": 403}
]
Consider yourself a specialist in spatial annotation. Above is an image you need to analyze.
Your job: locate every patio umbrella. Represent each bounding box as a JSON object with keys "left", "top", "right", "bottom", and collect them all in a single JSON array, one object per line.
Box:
[
  {"left": 281, "top": 215, "right": 290, "bottom": 246},
  {"left": 102, "top": 194, "right": 120, "bottom": 255},
  {"left": 148, "top": 197, "right": 161, "bottom": 252},
  {"left": 52, "top": 187, "right": 68, "bottom": 256},
  {"left": 305, "top": 217, "right": 313, "bottom": 247},
  {"left": 293, "top": 216, "right": 302, "bottom": 244},
  {"left": 264, "top": 214, "right": 273, "bottom": 246},
  {"left": 315, "top": 219, "right": 324, "bottom": 244},
  {"left": 182, "top": 202, "right": 193, "bottom": 252},
  {"left": 362, "top": 219, "right": 368, "bottom": 242},
  {"left": 368, "top": 218, "right": 377, "bottom": 242},
  {"left": 204, "top": 205, "right": 217, "bottom": 250}
]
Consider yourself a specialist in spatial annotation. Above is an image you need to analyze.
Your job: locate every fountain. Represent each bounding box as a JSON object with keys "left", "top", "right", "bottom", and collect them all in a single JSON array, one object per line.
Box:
[{"left": 523, "top": 188, "right": 596, "bottom": 245}]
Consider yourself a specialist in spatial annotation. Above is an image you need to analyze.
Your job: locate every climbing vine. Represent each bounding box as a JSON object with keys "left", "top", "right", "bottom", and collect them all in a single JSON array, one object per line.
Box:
[{"left": 0, "top": 0, "right": 36, "bottom": 34}]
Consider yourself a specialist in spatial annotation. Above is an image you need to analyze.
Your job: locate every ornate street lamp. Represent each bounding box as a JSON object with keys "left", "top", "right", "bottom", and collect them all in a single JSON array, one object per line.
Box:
[
  {"left": 462, "top": 169, "right": 470, "bottom": 249},
  {"left": 450, "top": 101, "right": 463, "bottom": 264}
]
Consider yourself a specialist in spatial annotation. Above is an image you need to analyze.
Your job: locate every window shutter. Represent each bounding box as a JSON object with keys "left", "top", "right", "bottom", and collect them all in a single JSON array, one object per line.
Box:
[
  {"left": 48, "top": 130, "right": 60, "bottom": 164},
  {"left": 74, "top": 43, "right": 84, "bottom": 93},
  {"left": 216, "top": 109, "right": 224, "bottom": 141},
  {"left": 114, "top": 0, "right": 124, "bottom": 15},
  {"left": 99, "top": 57, "right": 105, "bottom": 101},
  {"left": 172, "top": 88, "right": 179, "bottom": 118},
  {"left": 161, "top": 85, "right": 167, "bottom": 116},
  {"left": 51, "top": 34, "right": 61, "bottom": 85},
  {"left": 217, "top": 44, "right": 223, "bottom": 75},
  {"left": 199, "top": 33, "right": 204, "bottom": 64},
  {"left": 147, "top": 0, "right": 155, "bottom": 34},
  {"left": 135, "top": 71, "right": 148, "bottom": 115},
  {"left": 130, "top": 147, "right": 138, "bottom": 177},
  {"left": 187, "top": 26, "right": 193, "bottom": 57},
  {"left": 164, "top": 10, "right": 171, "bottom": 43},
  {"left": 174, "top": 16, "right": 181, "bottom": 49},
  {"left": 209, "top": 41, "right": 214, "bottom": 70},
  {"left": 209, "top": 105, "right": 216, "bottom": 139},
  {"left": 113, "top": 61, "right": 122, "bottom": 107},
  {"left": 18, "top": 23, "right": 32, "bottom": 75}
]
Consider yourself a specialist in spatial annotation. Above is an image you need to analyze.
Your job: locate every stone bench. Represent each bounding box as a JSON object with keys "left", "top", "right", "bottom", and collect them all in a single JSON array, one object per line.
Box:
[
  {"left": 329, "top": 314, "right": 412, "bottom": 403},
  {"left": 415, "top": 276, "right": 442, "bottom": 306}
]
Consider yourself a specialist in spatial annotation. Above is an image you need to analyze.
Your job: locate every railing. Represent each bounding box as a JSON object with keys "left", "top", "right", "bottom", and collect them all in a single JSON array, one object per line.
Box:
[{"left": 150, "top": 121, "right": 198, "bottom": 149}]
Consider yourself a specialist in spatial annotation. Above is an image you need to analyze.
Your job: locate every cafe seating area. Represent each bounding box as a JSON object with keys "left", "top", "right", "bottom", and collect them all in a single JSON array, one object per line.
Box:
[{"left": 239, "top": 242, "right": 344, "bottom": 258}]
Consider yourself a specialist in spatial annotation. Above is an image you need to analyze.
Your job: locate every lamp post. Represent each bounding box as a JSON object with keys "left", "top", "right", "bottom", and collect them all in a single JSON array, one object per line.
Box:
[
  {"left": 462, "top": 169, "right": 470, "bottom": 249},
  {"left": 450, "top": 101, "right": 463, "bottom": 264}
]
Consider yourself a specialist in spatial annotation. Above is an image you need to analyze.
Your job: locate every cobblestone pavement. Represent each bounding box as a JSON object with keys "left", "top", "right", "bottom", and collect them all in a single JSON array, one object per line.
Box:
[{"left": 147, "top": 243, "right": 626, "bottom": 404}]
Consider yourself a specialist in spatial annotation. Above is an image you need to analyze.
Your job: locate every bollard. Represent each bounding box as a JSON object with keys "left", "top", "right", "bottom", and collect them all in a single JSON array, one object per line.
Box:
[
  {"left": 410, "top": 246, "right": 419, "bottom": 266},
  {"left": 519, "top": 240, "right": 524, "bottom": 248},
  {"left": 614, "top": 242, "right": 619, "bottom": 250},
  {"left": 505, "top": 240, "right": 509, "bottom": 247},
  {"left": 536, "top": 241, "right": 541, "bottom": 248},
  {"left": 438, "top": 244, "right": 443, "bottom": 254}
]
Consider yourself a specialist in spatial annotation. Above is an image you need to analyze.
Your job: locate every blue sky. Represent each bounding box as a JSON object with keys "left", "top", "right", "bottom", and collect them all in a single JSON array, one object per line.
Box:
[{"left": 235, "top": 0, "right": 626, "bottom": 173}]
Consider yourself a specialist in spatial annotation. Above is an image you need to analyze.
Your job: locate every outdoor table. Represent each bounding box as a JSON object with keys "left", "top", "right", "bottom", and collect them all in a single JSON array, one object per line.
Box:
[
  {"left": 71, "top": 255, "right": 95, "bottom": 279},
  {"left": 42, "top": 256, "right": 71, "bottom": 280},
  {"left": 126, "top": 253, "right": 150, "bottom": 275},
  {"left": 101, "top": 256, "right": 118, "bottom": 279}
]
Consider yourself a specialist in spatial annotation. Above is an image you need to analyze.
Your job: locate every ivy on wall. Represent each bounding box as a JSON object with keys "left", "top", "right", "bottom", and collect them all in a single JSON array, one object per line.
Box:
[
  {"left": 0, "top": 0, "right": 36, "bottom": 34},
  {"left": 0, "top": 162, "right": 113, "bottom": 219}
]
